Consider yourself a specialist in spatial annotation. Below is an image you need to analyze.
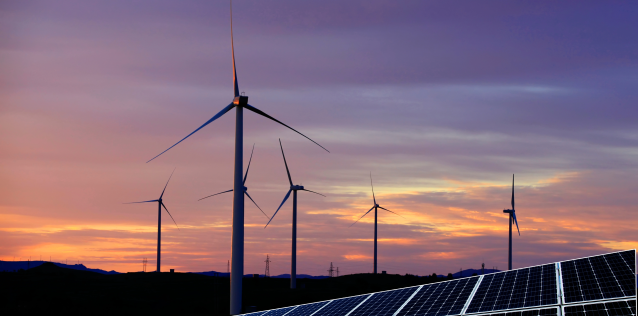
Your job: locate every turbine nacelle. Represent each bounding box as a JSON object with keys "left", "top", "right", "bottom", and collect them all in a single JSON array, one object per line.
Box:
[
  {"left": 291, "top": 185, "right": 304, "bottom": 190},
  {"left": 503, "top": 209, "right": 514, "bottom": 214},
  {"left": 375, "top": 203, "right": 380, "bottom": 208},
  {"left": 233, "top": 95, "right": 248, "bottom": 106}
]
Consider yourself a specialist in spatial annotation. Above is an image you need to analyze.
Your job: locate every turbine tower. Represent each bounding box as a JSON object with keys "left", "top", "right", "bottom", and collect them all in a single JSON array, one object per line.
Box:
[
  {"left": 265, "top": 139, "right": 325, "bottom": 289},
  {"left": 350, "top": 173, "right": 402, "bottom": 274},
  {"left": 503, "top": 174, "right": 520, "bottom": 270},
  {"left": 145, "top": 3, "right": 328, "bottom": 314},
  {"left": 125, "top": 170, "right": 179, "bottom": 273},
  {"left": 198, "top": 145, "right": 269, "bottom": 220}
]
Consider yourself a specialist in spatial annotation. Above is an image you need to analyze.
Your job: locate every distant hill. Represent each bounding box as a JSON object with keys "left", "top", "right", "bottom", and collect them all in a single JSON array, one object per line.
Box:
[
  {"left": 0, "top": 260, "right": 120, "bottom": 275},
  {"left": 444, "top": 268, "right": 501, "bottom": 278},
  {"left": 191, "top": 271, "right": 329, "bottom": 279}
]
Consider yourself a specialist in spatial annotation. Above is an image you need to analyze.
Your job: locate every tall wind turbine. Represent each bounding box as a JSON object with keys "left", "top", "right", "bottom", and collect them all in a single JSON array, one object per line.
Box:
[
  {"left": 503, "top": 174, "right": 520, "bottom": 270},
  {"left": 125, "top": 170, "right": 179, "bottom": 273},
  {"left": 350, "top": 173, "right": 402, "bottom": 274},
  {"left": 145, "top": 2, "right": 327, "bottom": 314},
  {"left": 198, "top": 145, "right": 269, "bottom": 220},
  {"left": 265, "top": 139, "right": 325, "bottom": 289}
]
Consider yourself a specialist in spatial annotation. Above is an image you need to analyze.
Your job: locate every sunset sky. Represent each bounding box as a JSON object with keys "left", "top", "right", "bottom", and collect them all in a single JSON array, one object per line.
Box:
[{"left": 1, "top": 0, "right": 637, "bottom": 276}]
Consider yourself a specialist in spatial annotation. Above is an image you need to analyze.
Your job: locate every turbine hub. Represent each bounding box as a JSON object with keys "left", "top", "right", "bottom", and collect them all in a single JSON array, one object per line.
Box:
[
  {"left": 233, "top": 95, "right": 248, "bottom": 106},
  {"left": 291, "top": 185, "right": 304, "bottom": 190},
  {"left": 375, "top": 204, "right": 379, "bottom": 207},
  {"left": 243, "top": 186, "right": 248, "bottom": 191}
]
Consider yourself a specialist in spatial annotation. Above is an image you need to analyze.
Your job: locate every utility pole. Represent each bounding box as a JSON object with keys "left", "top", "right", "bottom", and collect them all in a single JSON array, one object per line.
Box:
[
  {"left": 336, "top": 267, "right": 339, "bottom": 277},
  {"left": 227, "top": 260, "right": 230, "bottom": 274},
  {"left": 328, "top": 262, "right": 335, "bottom": 278},
  {"left": 460, "top": 267, "right": 462, "bottom": 278},
  {"left": 482, "top": 262, "right": 484, "bottom": 275},
  {"left": 264, "top": 255, "right": 271, "bottom": 278}
]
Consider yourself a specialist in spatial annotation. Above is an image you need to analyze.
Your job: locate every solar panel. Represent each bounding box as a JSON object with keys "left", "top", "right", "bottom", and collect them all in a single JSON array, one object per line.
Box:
[
  {"left": 284, "top": 301, "right": 330, "bottom": 316},
  {"left": 239, "top": 249, "right": 636, "bottom": 316},
  {"left": 262, "top": 306, "right": 295, "bottom": 316},
  {"left": 466, "top": 264, "right": 556, "bottom": 314},
  {"left": 465, "top": 307, "right": 559, "bottom": 316},
  {"left": 346, "top": 286, "right": 419, "bottom": 316},
  {"left": 396, "top": 277, "right": 479, "bottom": 316},
  {"left": 563, "top": 299, "right": 636, "bottom": 316},
  {"left": 241, "top": 312, "right": 266, "bottom": 316},
  {"left": 311, "top": 294, "right": 370, "bottom": 316},
  {"left": 561, "top": 251, "right": 636, "bottom": 303}
]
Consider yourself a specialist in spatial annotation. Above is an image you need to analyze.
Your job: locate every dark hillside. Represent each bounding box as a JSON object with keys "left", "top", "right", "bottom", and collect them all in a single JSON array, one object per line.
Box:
[{"left": 0, "top": 264, "right": 461, "bottom": 316}]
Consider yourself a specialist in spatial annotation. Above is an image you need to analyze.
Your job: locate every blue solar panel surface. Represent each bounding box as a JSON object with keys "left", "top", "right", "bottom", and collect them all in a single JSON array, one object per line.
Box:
[
  {"left": 348, "top": 286, "right": 418, "bottom": 316},
  {"left": 396, "top": 277, "right": 479, "bottom": 316},
  {"left": 466, "top": 264, "right": 556, "bottom": 314},
  {"left": 561, "top": 251, "right": 636, "bottom": 303},
  {"left": 469, "top": 307, "right": 558, "bottom": 316},
  {"left": 563, "top": 299, "right": 636, "bottom": 316},
  {"left": 312, "top": 294, "right": 370, "bottom": 316},
  {"left": 283, "top": 301, "right": 330, "bottom": 316},
  {"left": 262, "top": 306, "right": 295, "bottom": 316}
]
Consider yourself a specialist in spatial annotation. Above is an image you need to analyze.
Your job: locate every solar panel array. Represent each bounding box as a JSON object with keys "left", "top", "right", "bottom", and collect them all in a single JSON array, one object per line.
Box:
[{"left": 241, "top": 250, "right": 636, "bottom": 316}]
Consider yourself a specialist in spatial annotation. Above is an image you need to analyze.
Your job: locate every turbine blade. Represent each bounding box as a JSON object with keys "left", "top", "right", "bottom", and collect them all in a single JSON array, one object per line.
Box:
[
  {"left": 161, "top": 202, "right": 179, "bottom": 230},
  {"left": 230, "top": 0, "right": 239, "bottom": 96},
  {"left": 244, "top": 104, "right": 329, "bottom": 153},
  {"left": 512, "top": 211, "right": 520, "bottom": 236},
  {"left": 378, "top": 206, "right": 405, "bottom": 218},
  {"left": 350, "top": 205, "right": 375, "bottom": 227},
  {"left": 198, "top": 189, "right": 234, "bottom": 201},
  {"left": 160, "top": 168, "right": 176, "bottom": 199},
  {"left": 279, "top": 139, "right": 293, "bottom": 186},
  {"left": 511, "top": 174, "right": 515, "bottom": 210},
  {"left": 243, "top": 144, "right": 255, "bottom": 185},
  {"left": 302, "top": 189, "right": 325, "bottom": 197},
  {"left": 147, "top": 103, "right": 235, "bottom": 163},
  {"left": 244, "top": 190, "right": 269, "bottom": 219},
  {"left": 264, "top": 189, "right": 292, "bottom": 228},
  {"left": 370, "top": 172, "right": 376, "bottom": 205},
  {"left": 123, "top": 199, "right": 158, "bottom": 204}
]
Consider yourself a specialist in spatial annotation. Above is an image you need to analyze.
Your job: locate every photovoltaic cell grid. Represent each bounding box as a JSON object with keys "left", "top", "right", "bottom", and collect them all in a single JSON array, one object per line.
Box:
[
  {"left": 563, "top": 299, "right": 636, "bottom": 316},
  {"left": 283, "top": 301, "right": 329, "bottom": 316},
  {"left": 348, "top": 286, "right": 419, "bottom": 316},
  {"left": 466, "top": 264, "right": 557, "bottom": 314},
  {"left": 561, "top": 250, "right": 636, "bottom": 303},
  {"left": 396, "top": 277, "right": 479, "bottom": 316},
  {"left": 467, "top": 307, "right": 558, "bottom": 316},
  {"left": 312, "top": 294, "right": 370, "bottom": 316},
  {"left": 240, "top": 250, "right": 636, "bottom": 316},
  {"left": 262, "top": 306, "right": 296, "bottom": 316}
]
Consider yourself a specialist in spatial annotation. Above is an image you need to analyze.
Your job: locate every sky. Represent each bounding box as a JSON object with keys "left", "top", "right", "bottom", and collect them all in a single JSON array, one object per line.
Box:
[{"left": 1, "top": 0, "right": 637, "bottom": 276}]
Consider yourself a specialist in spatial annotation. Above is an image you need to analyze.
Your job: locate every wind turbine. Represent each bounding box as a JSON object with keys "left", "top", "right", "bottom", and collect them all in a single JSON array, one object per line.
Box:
[
  {"left": 503, "top": 174, "right": 520, "bottom": 270},
  {"left": 145, "top": 2, "right": 327, "bottom": 314},
  {"left": 198, "top": 145, "right": 269, "bottom": 220},
  {"left": 350, "top": 173, "right": 402, "bottom": 274},
  {"left": 125, "top": 170, "right": 179, "bottom": 273},
  {"left": 264, "top": 139, "right": 325, "bottom": 289}
]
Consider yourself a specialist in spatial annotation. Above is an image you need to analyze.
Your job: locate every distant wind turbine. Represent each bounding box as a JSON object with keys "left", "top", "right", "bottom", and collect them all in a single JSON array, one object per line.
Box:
[
  {"left": 503, "top": 174, "right": 520, "bottom": 270},
  {"left": 198, "top": 144, "right": 269, "bottom": 219},
  {"left": 145, "top": 2, "right": 328, "bottom": 313},
  {"left": 125, "top": 169, "right": 179, "bottom": 273},
  {"left": 350, "top": 173, "right": 403, "bottom": 274},
  {"left": 265, "top": 139, "right": 325, "bottom": 289}
]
